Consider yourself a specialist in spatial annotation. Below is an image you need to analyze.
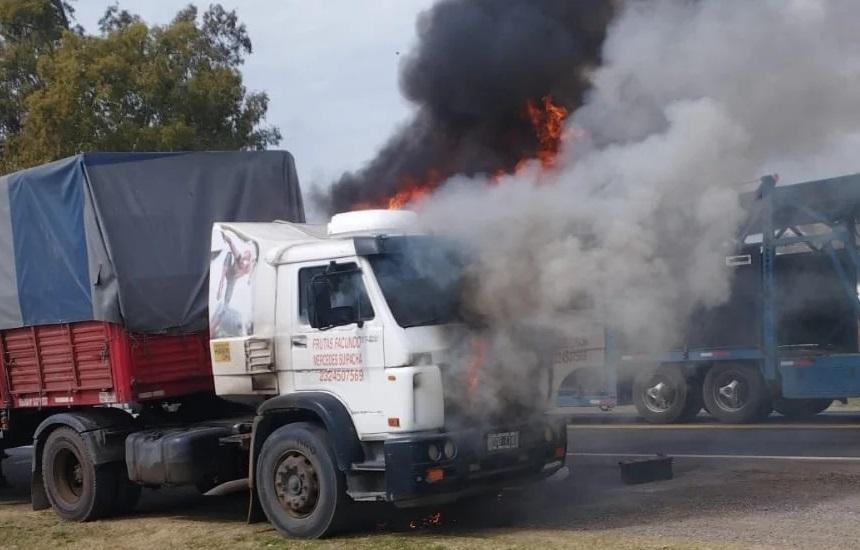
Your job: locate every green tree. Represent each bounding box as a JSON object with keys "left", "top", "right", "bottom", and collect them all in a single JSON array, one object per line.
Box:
[
  {"left": 0, "top": 0, "right": 74, "bottom": 164},
  {"left": 1, "top": 2, "right": 280, "bottom": 173}
]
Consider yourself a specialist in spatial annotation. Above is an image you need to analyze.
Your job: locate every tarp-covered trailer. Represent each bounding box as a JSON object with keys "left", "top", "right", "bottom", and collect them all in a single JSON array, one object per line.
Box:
[{"left": 0, "top": 151, "right": 304, "bottom": 448}]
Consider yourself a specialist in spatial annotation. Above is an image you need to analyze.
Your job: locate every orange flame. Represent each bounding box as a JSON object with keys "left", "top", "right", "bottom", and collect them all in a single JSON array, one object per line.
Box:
[
  {"left": 386, "top": 170, "right": 442, "bottom": 209},
  {"left": 465, "top": 337, "right": 487, "bottom": 394},
  {"left": 409, "top": 511, "right": 443, "bottom": 529},
  {"left": 520, "top": 95, "right": 568, "bottom": 171},
  {"left": 355, "top": 96, "right": 569, "bottom": 210}
]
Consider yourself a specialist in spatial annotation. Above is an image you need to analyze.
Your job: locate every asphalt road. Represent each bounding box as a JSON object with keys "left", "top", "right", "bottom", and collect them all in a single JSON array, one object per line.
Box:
[{"left": 565, "top": 407, "right": 860, "bottom": 460}]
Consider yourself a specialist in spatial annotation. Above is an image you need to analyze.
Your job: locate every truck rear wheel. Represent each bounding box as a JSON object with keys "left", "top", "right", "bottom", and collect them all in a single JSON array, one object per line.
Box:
[
  {"left": 42, "top": 427, "right": 118, "bottom": 521},
  {"left": 773, "top": 398, "right": 832, "bottom": 419},
  {"left": 703, "top": 364, "right": 769, "bottom": 423},
  {"left": 256, "top": 422, "right": 349, "bottom": 539},
  {"left": 633, "top": 365, "right": 701, "bottom": 424}
]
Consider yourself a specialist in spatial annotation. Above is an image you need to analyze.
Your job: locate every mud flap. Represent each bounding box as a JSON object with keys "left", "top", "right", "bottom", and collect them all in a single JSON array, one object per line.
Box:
[
  {"left": 31, "top": 470, "right": 50, "bottom": 510},
  {"left": 246, "top": 422, "right": 265, "bottom": 523},
  {"left": 247, "top": 486, "right": 265, "bottom": 523}
]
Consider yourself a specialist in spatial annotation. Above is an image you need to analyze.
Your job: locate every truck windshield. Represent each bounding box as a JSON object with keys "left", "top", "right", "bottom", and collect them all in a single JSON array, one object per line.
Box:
[{"left": 366, "top": 237, "right": 465, "bottom": 328}]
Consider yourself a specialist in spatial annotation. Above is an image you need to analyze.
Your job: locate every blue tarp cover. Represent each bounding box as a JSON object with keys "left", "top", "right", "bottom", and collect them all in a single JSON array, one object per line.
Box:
[{"left": 0, "top": 151, "right": 304, "bottom": 333}]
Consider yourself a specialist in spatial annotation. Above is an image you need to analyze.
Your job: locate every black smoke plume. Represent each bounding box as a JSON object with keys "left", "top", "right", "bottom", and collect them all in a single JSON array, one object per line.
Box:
[{"left": 320, "top": 0, "right": 616, "bottom": 214}]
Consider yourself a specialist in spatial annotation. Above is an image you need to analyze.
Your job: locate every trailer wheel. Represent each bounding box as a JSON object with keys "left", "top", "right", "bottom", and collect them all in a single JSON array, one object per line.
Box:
[
  {"left": 633, "top": 365, "right": 699, "bottom": 424},
  {"left": 256, "top": 422, "right": 349, "bottom": 539},
  {"left": 41, "top": 428, "right": 118, "bottom": 521},
  {"left": 703, "top": 364, "right": 769, "bottom": 423},
  {"left": 773, "top": 398, "right": 832, "bottom": 419}
]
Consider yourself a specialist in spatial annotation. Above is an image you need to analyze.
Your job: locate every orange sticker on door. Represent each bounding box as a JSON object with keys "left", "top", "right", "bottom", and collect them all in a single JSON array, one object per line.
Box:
[{"left": 212, "top": 341, "right": 232, "bottom": 362}]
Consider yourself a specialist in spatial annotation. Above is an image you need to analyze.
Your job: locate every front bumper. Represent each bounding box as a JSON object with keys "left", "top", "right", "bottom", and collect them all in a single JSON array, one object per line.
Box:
[{"left": 383, "top": 419, "right": 567, "bottom": 507}]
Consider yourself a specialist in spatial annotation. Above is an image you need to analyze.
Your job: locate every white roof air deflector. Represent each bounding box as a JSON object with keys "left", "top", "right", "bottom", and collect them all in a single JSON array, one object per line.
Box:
[{"left": 328, "top": 210, "right": 418, "bottom": 237}]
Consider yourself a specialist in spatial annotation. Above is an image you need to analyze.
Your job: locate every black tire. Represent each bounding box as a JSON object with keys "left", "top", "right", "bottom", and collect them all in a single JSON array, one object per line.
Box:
[
  {"left": 256, "top": 422, "right": 350, "bottom": 539},
  {"left": 633, "top": 365, "right": 699, "bottom": 424},
  {"left": 773, "top": 397, "right": 832, "bottom": 419},
  {"left": 703, "top": 388, "right": 768, "bottom": 418},
  {"left": 703, "top": 364, "right": 770, "bottom": 423},
  {"left": 42, "top": 427, "right": 118, "bottom": 521},
  {"left": 111, "top": 463, "right": 142, "bottom": 516}
]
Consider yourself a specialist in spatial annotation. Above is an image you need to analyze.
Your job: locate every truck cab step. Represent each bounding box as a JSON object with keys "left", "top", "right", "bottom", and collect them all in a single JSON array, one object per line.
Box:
[{"left": 351, "top": 461, "right": 386, "bottom": 471}]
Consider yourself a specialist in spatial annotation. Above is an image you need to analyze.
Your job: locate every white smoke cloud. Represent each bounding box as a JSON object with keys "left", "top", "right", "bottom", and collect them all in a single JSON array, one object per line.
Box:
[{"left": 419, "top": 0, "right": 860, "bottom": 363}]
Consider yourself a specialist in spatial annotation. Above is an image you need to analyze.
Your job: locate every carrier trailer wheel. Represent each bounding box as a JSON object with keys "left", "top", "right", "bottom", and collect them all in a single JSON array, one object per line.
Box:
[
  {"left": 703, "top": 363, "right": 770, "bottom": 423},
  {"left": 773, "top": 398, "right": 832, "bottom": 419},
  {"left": 633, "top": 365, "right": 702, "bottom": 424},
  {"left": 41, "top": 428, "right": 119, "bottom": 521},
  {"left": 256, "top": 422, "right": 350, "bottom": 539}
]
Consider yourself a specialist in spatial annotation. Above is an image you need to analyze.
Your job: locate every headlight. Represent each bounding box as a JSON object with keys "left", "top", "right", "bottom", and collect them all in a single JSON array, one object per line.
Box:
[
  {"left": 443, "top": 439, "right": 457, "bottom": 459},
  {"left": 428, "top": 443, "right": 442, "bottom": 462}
]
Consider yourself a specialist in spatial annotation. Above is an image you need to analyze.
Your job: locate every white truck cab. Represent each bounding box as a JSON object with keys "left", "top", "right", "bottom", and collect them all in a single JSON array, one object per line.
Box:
[
  {"left": 209, "top": 210, "right": 451, "bottom": 434},
  {"left": 206, "top": 210, "right": 566, "bottom": 538}
]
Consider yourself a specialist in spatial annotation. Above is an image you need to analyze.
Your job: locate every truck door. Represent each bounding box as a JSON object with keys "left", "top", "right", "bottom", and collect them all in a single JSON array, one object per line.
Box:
[{"left": 288, "top": 259, "right": 386, "bottom": 434}]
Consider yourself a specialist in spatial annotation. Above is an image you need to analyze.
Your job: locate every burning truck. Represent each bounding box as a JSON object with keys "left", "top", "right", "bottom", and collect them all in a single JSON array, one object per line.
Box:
[{"left": 0, "top": 152, "right": 566, "bottom": 539}]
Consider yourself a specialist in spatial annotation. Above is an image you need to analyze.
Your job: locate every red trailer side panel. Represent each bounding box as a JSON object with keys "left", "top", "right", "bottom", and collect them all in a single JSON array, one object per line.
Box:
[
  {"left": 1, "top": 322, "right": 213, "bottom": 409},
  {"left": 110, "top": 326, "right": 213, "bottom": 402}
]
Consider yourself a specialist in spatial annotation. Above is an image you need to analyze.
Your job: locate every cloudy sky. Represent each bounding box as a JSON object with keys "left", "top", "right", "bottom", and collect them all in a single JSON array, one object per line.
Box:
[{"left": 72, "top": 0, "right": 435, "bottom": 193}]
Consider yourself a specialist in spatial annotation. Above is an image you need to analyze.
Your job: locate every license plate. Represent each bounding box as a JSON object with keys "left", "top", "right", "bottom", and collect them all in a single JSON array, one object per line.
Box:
[{"left": 487, "top": 431, "right": 519, "bottom": 452}]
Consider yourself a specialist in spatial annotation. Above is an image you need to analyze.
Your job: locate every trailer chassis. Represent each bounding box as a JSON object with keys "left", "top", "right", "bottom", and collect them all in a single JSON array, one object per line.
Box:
[{"left": 565, "top": 174, "right": 860, "bottom": 422}]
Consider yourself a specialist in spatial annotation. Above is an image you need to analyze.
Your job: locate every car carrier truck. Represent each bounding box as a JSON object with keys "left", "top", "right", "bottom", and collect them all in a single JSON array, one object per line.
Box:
[
  {"left": 554, "top": 172, "right": 860, "bottom": 424},
  {"left": 0, "top": 152, "right": 566, "bottom": 539}
]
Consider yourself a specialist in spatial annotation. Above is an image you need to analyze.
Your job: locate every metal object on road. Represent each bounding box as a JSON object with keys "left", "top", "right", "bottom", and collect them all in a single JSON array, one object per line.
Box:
[{"left": 619, "top": 455, "right": 673, "bottom": 485}]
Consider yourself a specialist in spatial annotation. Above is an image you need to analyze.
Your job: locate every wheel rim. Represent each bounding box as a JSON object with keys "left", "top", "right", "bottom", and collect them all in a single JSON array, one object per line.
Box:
[
  {"left": 713, "top": 372, "right": 749, "bottom": 412},
  {"left": 274, "top": 451, "right": 319, "bottom": 518},
  {"left": 643, "top": 376, "right": 678, "bottom": 413},
  {"left": 53, "top": 447, "right": 84, "bottom": 505}
]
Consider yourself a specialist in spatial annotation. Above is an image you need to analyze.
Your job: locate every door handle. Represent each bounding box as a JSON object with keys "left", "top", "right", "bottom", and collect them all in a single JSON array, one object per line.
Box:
[{"left": 291, "top": 335, "right": 307, "bottom": 348}]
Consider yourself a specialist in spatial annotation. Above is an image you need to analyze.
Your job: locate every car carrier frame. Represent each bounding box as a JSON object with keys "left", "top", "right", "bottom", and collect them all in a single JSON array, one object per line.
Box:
[{"left": 556, "top": 173, "right": 860, "bottom": 423}]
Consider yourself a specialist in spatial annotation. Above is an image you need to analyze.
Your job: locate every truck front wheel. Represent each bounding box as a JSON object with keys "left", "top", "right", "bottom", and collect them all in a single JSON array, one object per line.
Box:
[
  {"left": 41, "top": 427, "right": 118, "bottom": 521},
  {"left": 256, "top": 422, "right": 349, "bottom": 539}
]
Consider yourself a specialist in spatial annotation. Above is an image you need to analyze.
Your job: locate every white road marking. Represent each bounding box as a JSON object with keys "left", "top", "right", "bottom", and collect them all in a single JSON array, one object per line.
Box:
[{"left": 569, "top": 452, "right": 860, "bottom": 462}]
